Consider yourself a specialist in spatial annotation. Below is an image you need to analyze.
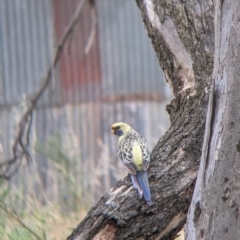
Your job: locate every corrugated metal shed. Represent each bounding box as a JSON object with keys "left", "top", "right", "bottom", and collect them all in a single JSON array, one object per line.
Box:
[
  {"left": 0, "top": 0, "right": 55, "bottom": 107},
  {"left": 0, "top": 0, "right": 172, "bottom": 205},
  {"left": 53, "top": 0, "right": 102, "bottom": 103},
  {"left": 98, "top": 0, "right": 168, "bottom": 98}
]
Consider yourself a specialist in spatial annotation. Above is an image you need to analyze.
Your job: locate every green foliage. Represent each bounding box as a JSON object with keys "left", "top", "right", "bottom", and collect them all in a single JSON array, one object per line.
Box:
[
  {"left": 7, "top": 227, "right": 39, "bottom": 240},
  {"left": 35, "top": 132, "right": 85, "bottom": 212},
  {"left": 0, "top": 183, "right": 47, "bottom": 240}
]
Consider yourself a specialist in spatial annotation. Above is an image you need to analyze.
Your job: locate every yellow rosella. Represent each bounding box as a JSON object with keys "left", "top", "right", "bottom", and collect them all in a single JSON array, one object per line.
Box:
[{"left": 111, "top": 122, "right": 152, "bottom": 205}]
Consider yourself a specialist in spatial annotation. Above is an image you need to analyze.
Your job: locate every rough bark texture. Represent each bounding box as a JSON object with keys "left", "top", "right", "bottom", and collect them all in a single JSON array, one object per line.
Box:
[
  {"left": 186, "top": 1, "right": 240, "bottom": 239},
  {"left": 67, "top": 1, "right": 215, "bottom": 239}
]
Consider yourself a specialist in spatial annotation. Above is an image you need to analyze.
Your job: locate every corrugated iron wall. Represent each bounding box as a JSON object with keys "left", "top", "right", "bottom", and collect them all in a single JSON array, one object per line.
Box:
[
  {"left": 0, "top": 0, "right": 171, "bottom": 205},
  {"left": 0, "top": 0, "right": 56, "bottom": 107}
]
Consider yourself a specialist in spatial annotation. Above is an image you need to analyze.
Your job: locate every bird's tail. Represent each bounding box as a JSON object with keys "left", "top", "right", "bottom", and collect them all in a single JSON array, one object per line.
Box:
[
  {"left": 137, "top": 170, "right": 152, "bottom": 205},
  {"left": 130, "top": 175, "right": 143, "bottom": 198}
]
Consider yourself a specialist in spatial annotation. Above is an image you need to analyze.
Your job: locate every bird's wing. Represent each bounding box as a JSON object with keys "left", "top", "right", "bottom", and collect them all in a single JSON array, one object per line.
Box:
[
  {"left": 118, "top": 148, "right": 137, "bottom": 175},
  {"left": 138, "top": 135, "right": 150, "bottom": 170}
]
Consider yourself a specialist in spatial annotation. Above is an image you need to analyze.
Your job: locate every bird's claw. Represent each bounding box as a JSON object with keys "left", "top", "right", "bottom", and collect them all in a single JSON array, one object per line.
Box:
[{"left": 138, "top": 190, "right": 143, "bottom": 199}]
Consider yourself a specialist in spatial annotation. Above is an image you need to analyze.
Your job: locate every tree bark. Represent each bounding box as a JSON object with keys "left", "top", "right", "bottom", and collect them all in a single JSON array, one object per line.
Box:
[
  {"left": 186, "top": 1, "right": 240, "bottom": 239},
  {"left": 67, "top": 0, "right": 216, "bottom": 239}
]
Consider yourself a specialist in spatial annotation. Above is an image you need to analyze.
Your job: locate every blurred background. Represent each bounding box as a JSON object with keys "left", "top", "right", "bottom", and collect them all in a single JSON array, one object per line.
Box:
[{"left": 0, "top": 0, "right": 173, "bottom": 239}]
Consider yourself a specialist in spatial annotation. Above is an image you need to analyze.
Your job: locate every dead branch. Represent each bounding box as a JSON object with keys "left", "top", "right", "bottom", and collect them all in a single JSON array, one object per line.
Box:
[
  {"left": 0, "top": 0, "right": 87, "bottom": 179},
  {"left": 85, "top": 0, "right": 97, "bottom": 54}
]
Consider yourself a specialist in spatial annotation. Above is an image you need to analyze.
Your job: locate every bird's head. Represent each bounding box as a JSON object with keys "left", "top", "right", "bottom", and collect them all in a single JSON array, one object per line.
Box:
[{"left": 111, "top": 122, "right": 131, "bottom": 137}]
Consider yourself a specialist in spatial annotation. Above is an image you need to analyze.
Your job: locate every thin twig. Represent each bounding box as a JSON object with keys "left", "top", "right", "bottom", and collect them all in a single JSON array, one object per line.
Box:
[
  {"left": 26, "top": 111, "right": 33, "bottom": 146},
  {"left": 0, "top": 0, "right": 87, "bottom": 179},
  {"left": 85, "top": 1, "right": 97, "bottom": 54},
  {"left": 0, "top": 202, "right": 43, "bottom": 240},
  {"left": 68, "top": 29, "right": 74, "bottom": 55}
]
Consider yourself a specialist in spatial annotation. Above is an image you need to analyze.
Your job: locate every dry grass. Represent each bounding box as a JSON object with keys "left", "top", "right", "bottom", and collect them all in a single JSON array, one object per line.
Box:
[
  {"left": 0, "top": 133, "right": 89, "bottom": 240},
  {"left": 0, "top": 183, "right": 88, "bottom": 240}
]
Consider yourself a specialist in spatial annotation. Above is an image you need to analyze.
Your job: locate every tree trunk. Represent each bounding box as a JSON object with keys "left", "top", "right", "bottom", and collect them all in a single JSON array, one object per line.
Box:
[
  {"left": 67, "top": 0, "right": 240, "bottom": 239},
  {"left": 186, "top": 1, "right": 240, "bottom": 239}
]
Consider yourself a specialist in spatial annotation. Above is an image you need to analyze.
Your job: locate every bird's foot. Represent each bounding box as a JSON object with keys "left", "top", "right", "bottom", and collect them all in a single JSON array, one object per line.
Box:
[{"left": 138, "top": 190, "right": 143, "bottom": 199}]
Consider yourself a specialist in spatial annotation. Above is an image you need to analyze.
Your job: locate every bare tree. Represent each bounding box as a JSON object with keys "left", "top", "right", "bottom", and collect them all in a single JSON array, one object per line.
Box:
[{"left": 67, "top": 0, "right": 240, "bottom": 239}]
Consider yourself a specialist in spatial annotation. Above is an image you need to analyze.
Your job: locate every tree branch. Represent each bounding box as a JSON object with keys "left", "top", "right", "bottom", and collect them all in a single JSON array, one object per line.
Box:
[{"left": 84, "top": 0, "right": 97, "bottom": 54}]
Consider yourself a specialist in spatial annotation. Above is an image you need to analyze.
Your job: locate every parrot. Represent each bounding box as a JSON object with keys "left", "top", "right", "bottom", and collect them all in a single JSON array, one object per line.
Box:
[{"left": 111, "top": 122, "right": 152, "bottom": 205}]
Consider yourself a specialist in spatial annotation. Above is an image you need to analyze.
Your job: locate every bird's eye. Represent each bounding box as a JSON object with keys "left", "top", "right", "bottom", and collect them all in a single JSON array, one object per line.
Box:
[{"left": 116, "top": 126, "right": 120, "bottom": 130}]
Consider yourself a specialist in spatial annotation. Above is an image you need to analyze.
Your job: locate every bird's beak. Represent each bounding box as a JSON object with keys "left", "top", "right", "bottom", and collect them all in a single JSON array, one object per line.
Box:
[{"left": 111, "top": 127, "right": 115, "bottom": 135}]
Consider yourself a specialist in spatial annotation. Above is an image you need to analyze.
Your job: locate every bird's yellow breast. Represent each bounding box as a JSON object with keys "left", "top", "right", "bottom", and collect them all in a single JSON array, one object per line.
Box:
[{"left": 132, "top": 142, "right": 143, "bottom": 170}]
